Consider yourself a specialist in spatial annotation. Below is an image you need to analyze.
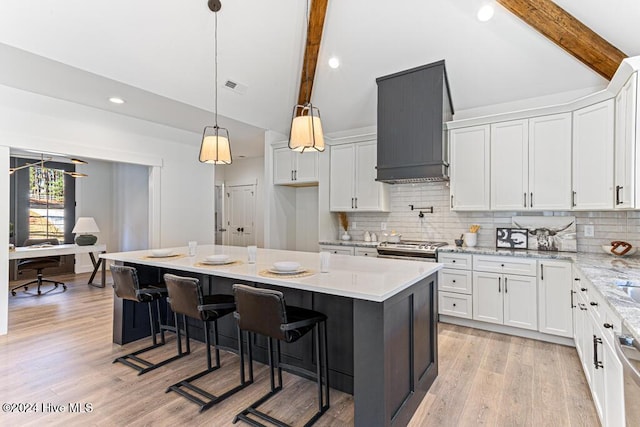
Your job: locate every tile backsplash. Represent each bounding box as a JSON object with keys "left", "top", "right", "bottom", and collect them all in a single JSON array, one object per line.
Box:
[{"left": 344, "top": 182, "right": 640, "bottom": 254}]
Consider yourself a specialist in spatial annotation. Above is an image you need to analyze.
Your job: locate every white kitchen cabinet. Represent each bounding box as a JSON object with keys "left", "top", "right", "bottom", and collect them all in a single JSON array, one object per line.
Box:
[
  {"left": 491, "top": 114, "right": 571, "bottom": 210},
  {"left": 538, "top": 260, "right": 573, "bottom": 337},
  {"left": 614, "top": 73, "right": 637, "bottom": 209},
  {"left": 354, "top": 247, "right": 377, "bottom": 257},
  {"left": 449, "top": 125, "right": 490, "bottom": 211},
  {"left": 472, "top": 256, "right": 537, "bottom": 331},
  {"left": 329, "top": 141, "right": 389, "bottom": 212},
  {"left": 439, "top": 292, "right": 472, "bottom": 319},
  {"left": 572, "top": 100, "right": 615, "bottom": 210},
  {"left": 273, "top": 147, "right": 319, "bottom": 186},
  {"left": 437, "top": 252, "right": 473, "bottom": 319},
  {"left": 439, "top": 269, "right": 472, "bottom": 294},
  {"left": 318, "top": 244, "right": 354, "bottom": 256},
  {"left": 438, "top": 252, "right": 472, "bottom": 270}
]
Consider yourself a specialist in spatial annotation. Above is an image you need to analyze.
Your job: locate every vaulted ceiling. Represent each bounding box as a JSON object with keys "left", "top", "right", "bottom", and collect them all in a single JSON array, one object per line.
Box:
[{"left": 0, "top": 0, "right": 639, "bottom": 158}]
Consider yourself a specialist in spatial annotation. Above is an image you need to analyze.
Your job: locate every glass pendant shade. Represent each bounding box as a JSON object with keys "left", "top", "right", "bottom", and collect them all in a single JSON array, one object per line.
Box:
[
  {"left": 199, "top": 125, "right": 232, "bottom": 164},
  {"left": 288, "top": 104, "right": 325, "bottom": 152}
]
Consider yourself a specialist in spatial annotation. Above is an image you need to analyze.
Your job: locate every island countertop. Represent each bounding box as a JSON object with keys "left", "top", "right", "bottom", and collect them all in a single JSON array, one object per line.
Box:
[{"left": 101, "top": 245, "right": 442, "bottom": 303}]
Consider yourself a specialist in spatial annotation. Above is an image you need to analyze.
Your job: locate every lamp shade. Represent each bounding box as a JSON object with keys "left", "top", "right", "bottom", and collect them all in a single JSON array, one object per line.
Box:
[
  {"left": 199, "top": 126, "right": 232, "bottom": 164},
  {"left": 72, "top": 217, "right": 100, "bottom": 234},
  {"left": 288, "top": 105, "right": 325, "bottom": 152}
]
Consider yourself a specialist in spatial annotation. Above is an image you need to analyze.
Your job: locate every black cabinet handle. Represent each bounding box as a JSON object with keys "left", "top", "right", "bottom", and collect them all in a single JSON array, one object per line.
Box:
[
  {"left": 452, "top": 260, "right": 456, "bottom": 263},
  {"left": 355, "top": 198, "right": 358, "bottom": 209},
  {"left": 451, "top": 195, "right": 454, "bottom": 209},
  {"left": 571, "top": 290, "right": 576, "bottom": 309},
  {"left": 452, "top": 279, "right": 456, "bottom": 283},
  {"left": 523, "top": 193, "right": 527, "bottom": 208},
  {"left": 498, "top": 277, "right": 501, "bottom": 293},
  {"left": 540, "top": 264, "right": 544, "bottom": 280},
  {"left": 581, "top": 287, "right": 587, "bottom": 292},
  {"left": 572, "top": 191, "right": 577, "bottom": 207},
  {"left": 590, "top": 301, "right": 598, "bottom": 307},
  {"left": 603, "top": 323, "right": 613, "bottom": 329},
  {"left": 616, "top": 185, "right": 623, "bottom": 205},
  {"left": 574, "top": 277, "right": 580, "bottom": 281},
  {"left": 593, "top": 335, "right": 603, "bottom": 369},
  {"left": 452, "top": 303, "right": 457, "bottom": 307},
  {"left": 579, "top": 303, "right": 587, "bottom": 311},
  {"left": 530, "top": 192, "right": 533, "bottom": 208},
  {"left": 504, "top": 277, "right": 508, "bottom": 293}
]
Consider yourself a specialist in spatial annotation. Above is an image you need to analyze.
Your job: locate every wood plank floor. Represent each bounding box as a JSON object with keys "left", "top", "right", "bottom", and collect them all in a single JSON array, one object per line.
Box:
[{"left": 1, "top": 273, "right": 599, "bottom": 426}]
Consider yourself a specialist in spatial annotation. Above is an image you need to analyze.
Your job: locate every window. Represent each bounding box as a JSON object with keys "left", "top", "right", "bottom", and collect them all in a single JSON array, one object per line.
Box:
[{"left": 28, "top": 165, "right": 66, "bottom": 240}]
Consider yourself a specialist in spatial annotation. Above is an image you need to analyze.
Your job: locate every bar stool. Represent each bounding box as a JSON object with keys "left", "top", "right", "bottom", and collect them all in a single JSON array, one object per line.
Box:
[
  {"left": 232, "top": 284, "right": 330, "bottom": 427},
  {"left": 164, "top": 274, "right": 253, "bottom": 412},
  {"left": 110, "top": 264, "right": 188, "bottom": 375}
]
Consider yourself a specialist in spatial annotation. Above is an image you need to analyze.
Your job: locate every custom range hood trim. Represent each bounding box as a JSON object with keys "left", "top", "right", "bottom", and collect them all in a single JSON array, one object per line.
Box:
[{"left": 376, "top": 60, "right": 454, "bottom": 184}]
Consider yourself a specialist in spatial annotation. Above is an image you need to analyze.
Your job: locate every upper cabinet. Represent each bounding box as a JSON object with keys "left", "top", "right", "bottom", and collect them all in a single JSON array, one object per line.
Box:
[
  {"left": 491, "top": 114, "right": 572, "bottom": 211},
  {"left": 273, "top": 147, "right": 319, "bottom": 186},
  {"left": 330, "top": 140, "right": 389, "bottom": 212},
  {"left": 614, "top": 73, "right": 637, "bottom": 209},
  {"left": 449, "top": 125, "right": 490, "bottom": 210},
  {"left": 572, "top": 100, "right": 615, "bottom": 210}
]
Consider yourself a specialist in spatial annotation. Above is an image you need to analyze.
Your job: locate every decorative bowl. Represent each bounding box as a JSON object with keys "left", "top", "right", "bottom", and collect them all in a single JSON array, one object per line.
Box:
[
  {"left": 151, "top": 248, "right": 173, "bottom": 257},
  {"left": 273, "top": 261, "right": 301, "bottom": 272},
  {"left": 602, "top": 245, "right": 637, "bottom": 257},
  {"left": 206, "top": 254, "right": 230, "bottom": 263}
]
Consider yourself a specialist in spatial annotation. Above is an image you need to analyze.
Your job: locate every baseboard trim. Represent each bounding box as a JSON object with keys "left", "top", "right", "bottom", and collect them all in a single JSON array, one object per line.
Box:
[{"left": 439, "top": 315, "right": 575, "bottom": 347}]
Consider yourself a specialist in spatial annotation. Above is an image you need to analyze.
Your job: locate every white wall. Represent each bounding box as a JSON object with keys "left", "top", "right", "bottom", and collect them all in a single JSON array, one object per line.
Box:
[
  {"left": 295, "top": 187, "right": 319, "bottom": 252},
  {"left": 0, "top": 84, "right": 215, "bottom": 336},
  {"left": 112, "top": 163, "right": 149, "bottom": 251}
]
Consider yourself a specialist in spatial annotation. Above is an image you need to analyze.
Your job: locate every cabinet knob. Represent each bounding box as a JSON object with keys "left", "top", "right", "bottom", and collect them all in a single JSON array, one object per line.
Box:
[
  {"left": 603, "top": 323, "right": 613, "bottom": 329},
  {"left": 452, "top": 280, "right": 456, "bottom": 283},
  {"left": 590, "top": 301, "right": 598, "bottom": 306},
  {"left": 452, "top": 303, "right": 457, "bottom": 307},
  {"left": 581, "top": 288, "right": 587, "bottom": 292},
  {"left": 452, "top": 260, "right": 456, "bottom": 263},
  {"left": 364, "top": 253, "right": 368, "bottom": 256},
  {"left": 574, "top": 278, "right": 580, "bottom": 281},
  {"left": 501, "top": 264, "right": 504, "bottom": 267}
]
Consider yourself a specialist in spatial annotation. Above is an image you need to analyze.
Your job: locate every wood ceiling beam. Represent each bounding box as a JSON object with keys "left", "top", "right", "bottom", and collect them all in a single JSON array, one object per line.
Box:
[
  {"left": 496, "top": 0, "right": 626, "bottom": 80},
  {"left": 297, "top": 0, "right": 329, "bottom": 107}
]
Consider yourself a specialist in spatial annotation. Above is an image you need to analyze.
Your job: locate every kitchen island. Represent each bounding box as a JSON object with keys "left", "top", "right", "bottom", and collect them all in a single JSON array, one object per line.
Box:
[{"left": 102, "top": 245, "right": 441, "bottom": 427}]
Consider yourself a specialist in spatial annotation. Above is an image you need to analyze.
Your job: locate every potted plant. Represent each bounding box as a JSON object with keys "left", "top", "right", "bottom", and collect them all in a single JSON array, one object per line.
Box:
[{"left": 338, "top": 212, "right": 351, "bottom": 241}]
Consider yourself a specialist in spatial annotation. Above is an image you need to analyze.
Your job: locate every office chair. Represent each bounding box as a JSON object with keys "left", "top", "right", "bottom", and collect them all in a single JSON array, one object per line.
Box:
[{"left": 11, "top": 238, "right": 66, "bottom": 296}]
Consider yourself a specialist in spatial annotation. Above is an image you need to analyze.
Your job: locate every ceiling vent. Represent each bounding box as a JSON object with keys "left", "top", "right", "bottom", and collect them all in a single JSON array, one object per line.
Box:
[{"left": 223, "top": 79, "right": 247, "bottom": 95}]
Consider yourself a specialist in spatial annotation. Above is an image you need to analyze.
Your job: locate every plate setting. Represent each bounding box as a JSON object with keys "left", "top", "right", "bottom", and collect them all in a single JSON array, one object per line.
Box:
[
  {"left": 201, "top": 259, "right": 236, "bottom": 265},
  {"left": 267, "top": 268, "right": 306, "bottom": 275}
]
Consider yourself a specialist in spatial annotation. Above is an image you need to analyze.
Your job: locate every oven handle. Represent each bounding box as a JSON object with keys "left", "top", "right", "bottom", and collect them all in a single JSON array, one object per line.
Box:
[
  {"left": 615, "top": 334, "right": 640, "bottom": 388},
  {"left": 376, "top": 254, "right": 436, "bottom": 262}
]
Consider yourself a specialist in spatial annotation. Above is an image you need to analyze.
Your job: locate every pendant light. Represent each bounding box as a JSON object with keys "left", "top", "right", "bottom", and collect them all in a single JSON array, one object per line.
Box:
[
  {"left": 199, "top": 0, "right": 232, "bottom": 165},
  {"left": 288, "top": 0, "right": 325, "bottom": 153}
]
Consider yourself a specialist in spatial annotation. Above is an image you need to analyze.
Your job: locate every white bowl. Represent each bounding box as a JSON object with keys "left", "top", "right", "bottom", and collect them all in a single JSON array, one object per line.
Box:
[
  {"left": 206, "top": 254, "right": 230, "bottom": 263},
  {"left": 273, "top": 261, "right": 301, "bottom": 272},
  {"left": 151, "top": 248, "right": 172, "bottom": 257},
  {"left": 602, "top": 245, "right": 637, "bottom": 257}
]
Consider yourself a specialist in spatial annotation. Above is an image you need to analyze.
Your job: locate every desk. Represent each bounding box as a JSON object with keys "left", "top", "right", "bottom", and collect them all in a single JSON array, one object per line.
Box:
[{"left": 10, "top": 244, "right": 107, "bottom": 288}]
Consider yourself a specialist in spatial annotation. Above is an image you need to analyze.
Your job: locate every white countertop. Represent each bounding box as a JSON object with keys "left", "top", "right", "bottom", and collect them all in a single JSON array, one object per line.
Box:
[{"left": 101, "top": 245, "right": 442, "bottom": 302}]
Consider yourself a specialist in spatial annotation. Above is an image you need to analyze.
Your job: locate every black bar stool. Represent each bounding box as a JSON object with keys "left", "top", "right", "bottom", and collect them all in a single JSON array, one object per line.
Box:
[
  {"left": 110, "top": 264, "right": 188, "bottom": 375},
  {"left": 164, "top": 274, "right": 253, "bottom": 412},
  {"left": 232, "top": 284, "right": 330, "bottom": 427}
]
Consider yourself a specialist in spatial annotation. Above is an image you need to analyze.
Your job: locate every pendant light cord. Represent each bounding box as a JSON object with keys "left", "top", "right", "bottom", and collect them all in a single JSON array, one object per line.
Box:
[
  {"left": 214, "top": 11, "right": 219, "bottom": 128},
  {"left": 304, "top": 0, "right": 310, "bottom": 106}
]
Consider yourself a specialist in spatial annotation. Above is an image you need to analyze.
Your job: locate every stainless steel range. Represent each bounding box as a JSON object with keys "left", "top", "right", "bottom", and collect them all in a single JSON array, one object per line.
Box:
[{"left": 377, "top": 240, "right": 448, "bottom": 262}]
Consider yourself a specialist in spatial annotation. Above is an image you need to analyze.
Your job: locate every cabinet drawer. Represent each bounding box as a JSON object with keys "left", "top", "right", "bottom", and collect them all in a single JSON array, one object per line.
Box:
[
  {"left": 437, "top": 253, "right": 472, "bottom": 270},
  {"left": 319, "top": 245, "right": 354, "bottom": 256},
  {"left": 473, "top": 255, "right": 537, "bottom": 276},
  {"left": 438, "top": 269, "right": 472, "bottom": 294},
  {"left": 354, "top": 247, "right": 377, "bottom": 257},
  {"left": 439, "top": 292, "right": 472, "bottom": 319}
]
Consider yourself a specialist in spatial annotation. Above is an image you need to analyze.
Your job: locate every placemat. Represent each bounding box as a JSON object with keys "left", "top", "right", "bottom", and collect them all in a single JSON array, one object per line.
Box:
[
  {"left": 141, "top": 254, "right": 186, "bottom": 260},
  {"left": 195, "top": 260, "right": 243, "bottom": 268},
  {"left": 258, "top": 269, "right": 316, "bottom": 279}
]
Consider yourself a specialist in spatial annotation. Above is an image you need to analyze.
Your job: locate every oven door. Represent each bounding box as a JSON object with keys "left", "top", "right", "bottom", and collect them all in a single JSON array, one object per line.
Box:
[
  {"left": 615, "top": 332, "right": 640, "bottom": 426},
  {"left": 376, "top": 253, "right": 436, "bottom": 262}
]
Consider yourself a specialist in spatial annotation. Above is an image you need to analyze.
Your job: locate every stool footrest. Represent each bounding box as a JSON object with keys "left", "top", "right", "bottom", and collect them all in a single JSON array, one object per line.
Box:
[{"left": 113, "top": 341, "right": 190, "bottom": 375}]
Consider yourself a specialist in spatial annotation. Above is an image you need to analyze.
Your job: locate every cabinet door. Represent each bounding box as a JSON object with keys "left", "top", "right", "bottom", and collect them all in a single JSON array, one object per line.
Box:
[
  {"left": 449, "top": 125, "right": 490, "bottom": 210},
  {"left": 294, "top": 151, "right": 319, "bottom": 184},
  {"left": 503, "top": 274, "right": 537, "bottom": 330},
  {"left": 472, "top": 271, "right": 503, "bottom": 325},
  {"left": 614, "top": 73, "right": 637, "bottom": 209},
  {"left": 491, "top": 120, "right": 529, "bottom": 210},
  {"left": 354, "top": 141, "right": 385, "bottom": 210},
  {"left": 603, "top": 335, "right": 625, "bottom": 427},
  {"left": 573, "top": 100, "right": 615, "bottom": 210},
  {"left": 319, "top": 245, "right": 354, "bottom": 256},
  {"left": 538, "top": 260, "right": 573, "bottom": 337},
  {"left": 329, "top": 144, "right": 356, "bottom": 211},
  {"left": 529, "top": 113, "right": 572, "bottom": 210},
  {"left": 273, "top": 148, "right": 293, "bottom": 185}
]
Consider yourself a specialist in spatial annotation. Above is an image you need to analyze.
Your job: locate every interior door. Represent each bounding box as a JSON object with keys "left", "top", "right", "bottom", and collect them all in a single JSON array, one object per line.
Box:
[{"left": 226, "top": 184, "right": 256, "bottom": 247}]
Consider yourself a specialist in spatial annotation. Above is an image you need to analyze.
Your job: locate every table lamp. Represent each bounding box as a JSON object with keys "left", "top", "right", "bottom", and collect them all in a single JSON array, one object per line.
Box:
[{"left": 72, "top": 217, "right": 100, "bottom": 246}]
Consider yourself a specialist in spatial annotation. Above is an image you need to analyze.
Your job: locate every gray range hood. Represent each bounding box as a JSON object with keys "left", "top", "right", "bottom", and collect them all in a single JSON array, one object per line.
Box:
[{"left": 376, "top": 60, "right": 454, "bottom": 183}]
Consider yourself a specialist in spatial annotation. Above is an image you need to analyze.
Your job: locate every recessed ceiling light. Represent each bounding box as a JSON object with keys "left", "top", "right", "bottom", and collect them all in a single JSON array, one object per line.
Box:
[
  {"left": 109, "top": 97, "right": 125, "bottom": 104},
  {"left": 328, "top": 57, "right": 340, "bottom": 69},
  {"left": 477, "top": 4, "right": 495, "bottom": 22}
]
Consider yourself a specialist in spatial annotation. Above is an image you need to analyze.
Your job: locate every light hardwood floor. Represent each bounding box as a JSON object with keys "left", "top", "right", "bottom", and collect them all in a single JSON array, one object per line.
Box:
[{"left": 1, "top": 273, "right": 599, "bottom": 426}]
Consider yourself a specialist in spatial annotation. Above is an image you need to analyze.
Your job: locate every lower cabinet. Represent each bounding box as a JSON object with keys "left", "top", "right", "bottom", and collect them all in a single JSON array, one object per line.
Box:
[
  {"left": 538, "top": 260, "right": 573, "bottom": 337},
  {"left": 472, "top": 271, "right": 537, "bottom": 330},
  {"left": 572, "top": 268, "right": 625, "bottom": 427},
  {"left": 319, "top": 244, "right": 355, "bottom": 256}
]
